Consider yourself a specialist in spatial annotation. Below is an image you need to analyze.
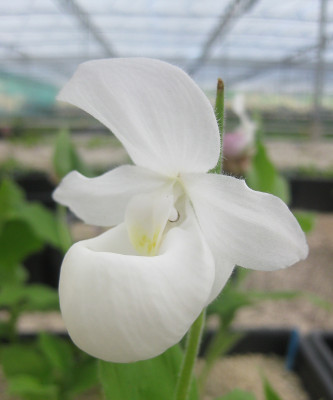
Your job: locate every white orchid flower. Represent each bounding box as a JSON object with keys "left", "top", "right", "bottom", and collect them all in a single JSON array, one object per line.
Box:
[{"left": 54, "top": 58, "right": 308, "bottom": 363}]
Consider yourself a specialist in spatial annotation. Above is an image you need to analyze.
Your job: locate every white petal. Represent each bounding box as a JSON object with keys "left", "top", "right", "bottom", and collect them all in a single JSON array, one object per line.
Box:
[
  {"left": 183, "top": 173, "right": 308, "bottom": 271},
  {"left": 59, "top": 210, "right": 215, "bottom": 363},
  {"left": 53, "top": 165, "right": 168, "bottom": 226},
  {"left": 57, "top": 58, "right": 220, "bottom": 175}
]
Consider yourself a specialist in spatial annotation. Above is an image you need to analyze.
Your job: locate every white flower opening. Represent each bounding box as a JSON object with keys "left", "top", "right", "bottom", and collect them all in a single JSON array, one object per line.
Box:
[{"left": 54, "top": 58, "right": 308, "bottom": 363}]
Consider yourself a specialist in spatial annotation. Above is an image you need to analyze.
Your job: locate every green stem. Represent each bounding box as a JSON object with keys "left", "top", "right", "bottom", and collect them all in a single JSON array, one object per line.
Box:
[
  {"left": 174, "top": 310, "right": 206, "bottom": 400},
  {"left": 210, "top": 78, "right": 225, "bottom": 174}
]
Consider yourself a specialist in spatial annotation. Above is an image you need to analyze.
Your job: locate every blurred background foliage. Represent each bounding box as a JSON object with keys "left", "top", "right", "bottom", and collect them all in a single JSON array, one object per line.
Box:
[{"left": 0, "top": 0, "right": 333, "bottom": 399}]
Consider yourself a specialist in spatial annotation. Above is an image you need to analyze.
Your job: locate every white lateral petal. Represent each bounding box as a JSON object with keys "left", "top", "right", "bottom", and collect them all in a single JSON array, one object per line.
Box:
[
  {"left": 59, "top": 211, "right": 215, "bottom": 363},
  {"left": 57, "top": 58, "right": 220, "bottom": 175},
  {"left": 53, "top": 165, "right": 167, "bottom": 226},
  {"left": 183, "top": 173, "right": 308, "bottom": 271}
]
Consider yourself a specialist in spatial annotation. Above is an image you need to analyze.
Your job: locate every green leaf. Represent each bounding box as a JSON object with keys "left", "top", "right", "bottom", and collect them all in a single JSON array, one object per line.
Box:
[
  {"left": 0, "top": 220, "right": 42, "bottom": 277},
  {"left": 18, "top": 203, "right": 62, "bottom": 249},
  {"left": 262, "top": 377, "right": 283, "bottom": 400},
  {"left": 69, "top": 358, "right": 99, "bottom": 395},
  {"left": 215, "top": 389, "right": 256, "bottom": 400},
  {"left": 53, "top": 128, "right": 91, "bottom": 180},
  {"left": 1, "top": 344, "right": 51, "bottom": 381},
  {"left": 99, "top": 344, "right": 198, "bottom": 400},
  {"left": 7, "top": 375, "right": 58, "bottom": 400},
  {"left": 0, "top": 263, "right": 28, "bottom": 286},
  {"left": 0, "top": 284, "right": 27, "bottom": 307},
  {"left": 293, "top": 211, "right": 316, "bottom": 234},
  {"left": 0, "top": 284, "right": 59, "bottom": 312},
  {"left": 305, "top": 293, "right": 332, "bottom": 310},
  {"left": 0, "top": 178, "right": 25, "bottom": 225},
  {"left": 246, "top": 141, "right": 290, "bottom": 203},
  {"left": 251, "top": 290, "right": 331, "bottom": 311},
  {"left": 207, "top": 286, "right": 252, "bottom": 326},
  {"left": 38, "top": 332, "right": 73, "bottom": 374},
  {"left": 23, "top": 285, "right": 59, "bottom": 311},
  {"left": 208, "top": 285, "right": 303, "bottom": 326},
  {"left": 247, "top": 290, "right": 302, "bottom": 302},
  {"left": 0, "top": 177, "right": 66, "bottom": 250}
]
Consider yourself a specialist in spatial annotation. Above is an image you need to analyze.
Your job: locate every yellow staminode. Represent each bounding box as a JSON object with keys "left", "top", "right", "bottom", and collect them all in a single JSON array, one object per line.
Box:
[
  {"left": 129, "top": 225, "right": 161, "bottom": 256},
  {"left": 125, "top": 191, "right": 174, "bottom": 257}
]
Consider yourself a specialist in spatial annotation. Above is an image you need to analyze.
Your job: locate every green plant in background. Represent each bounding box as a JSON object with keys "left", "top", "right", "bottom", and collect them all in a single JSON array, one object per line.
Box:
[
  {"left": 0, "top": 178, "right": 61, "bottom": 340},
  {"left": 245, "top": 114, "right": 315, "bottom": 234},
  {"left": 52, "top": 127, "right": 94, "bottom": 254},
  {"left": 99, "top": 344, "right": 198, "bottom": 400},
  {"left": 216, "top": 389, "right": 256, "bottom": 400},
  {"left": 0, "top": 176, "right": 99, "bottom": 399},
  {"left": 53, "top": 128, "right": 92, "bottom": 182},
  {"left": 2, "top": 332, "right": 98, "bottom": 400}
]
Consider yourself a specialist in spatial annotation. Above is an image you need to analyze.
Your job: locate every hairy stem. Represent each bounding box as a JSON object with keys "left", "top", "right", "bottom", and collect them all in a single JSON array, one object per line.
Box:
[{"left": 210, "top": 78, "right": 225, "bottom": 174}]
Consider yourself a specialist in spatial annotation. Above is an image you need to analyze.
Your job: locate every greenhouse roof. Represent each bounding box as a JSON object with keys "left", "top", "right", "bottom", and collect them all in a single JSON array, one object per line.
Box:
[{"left": 1, "top": 0, "right": 333, "bottom": 96}]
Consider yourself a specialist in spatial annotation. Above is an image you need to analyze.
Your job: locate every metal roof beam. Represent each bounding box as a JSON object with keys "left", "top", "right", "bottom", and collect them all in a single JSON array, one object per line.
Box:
[
  {"left": 55, "top": 0, "right": 116, "bottom": 57},
  {"left": 1, "top": 10, "right": 332, "bottom": 23},
  {"left": 228, "top": 32, "right": 333, "bottom": 86},
  {"left": 2, "top": 55, "right": 332, "bottom": 70},
  {"left": 312, "top": 0, "right": 328, "bottom": 139},
  {"left": 187, "top": 0, "right": 260, "bottom": 75},
  {"left": 0, "top": 43, "right": 71, "bottom": 79}
]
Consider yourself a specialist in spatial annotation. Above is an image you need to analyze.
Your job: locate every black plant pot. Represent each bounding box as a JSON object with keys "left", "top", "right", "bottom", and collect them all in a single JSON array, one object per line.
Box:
[
  {"left": 24, "top": 245, "right": 63, "bottom": 289},
  {"left": 15, "top": 171, "right": 56, "bottom": 209},
  {"left": 289, "top": 176, "right": 333, "bottom": 212},
  {"left": 202, "top": 329, "right": 332, "bottom": 400},
  {"left": 301, "top": 332, "right": 333, "bottom": 400}
]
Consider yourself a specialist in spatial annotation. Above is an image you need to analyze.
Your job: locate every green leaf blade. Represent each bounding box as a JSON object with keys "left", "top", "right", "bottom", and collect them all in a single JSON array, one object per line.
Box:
[
  {"left": 0, "top": 220, "right": 42, "bottom": 271},
  {"left": 53, "top": 128, "right": 91, "bottom": 180},
  {"left": 38, "top": 333, "right": 73, "bottom": 374},
  {"left": 215, "top": 388, "right": 256, "bottom": 400},
  {"left": 99, "top": 345, "right": 198, "bottom": 400},
  {"left": 7, "top": 375, "right": 58, "bottom": 400},
  {"left": 246, "top": 140, "right": 290, "bottom": 204},
  {"left": 262, "top": 377, "right": 283, "bottom": 400}
]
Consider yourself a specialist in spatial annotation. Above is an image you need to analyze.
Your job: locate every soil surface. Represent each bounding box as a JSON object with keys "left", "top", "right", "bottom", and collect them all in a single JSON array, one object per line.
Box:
[{"left": 196, "top": 354, "right": 309, "bottom": 400}]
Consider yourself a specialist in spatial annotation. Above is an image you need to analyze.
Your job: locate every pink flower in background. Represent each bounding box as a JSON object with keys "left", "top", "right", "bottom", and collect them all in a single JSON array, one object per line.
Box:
[
  {"left": 223, "top": 94, "right": 256, "bottom": 159},
  {"left": 223, "top": 131, "right": 248, "bottom": 158}
]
